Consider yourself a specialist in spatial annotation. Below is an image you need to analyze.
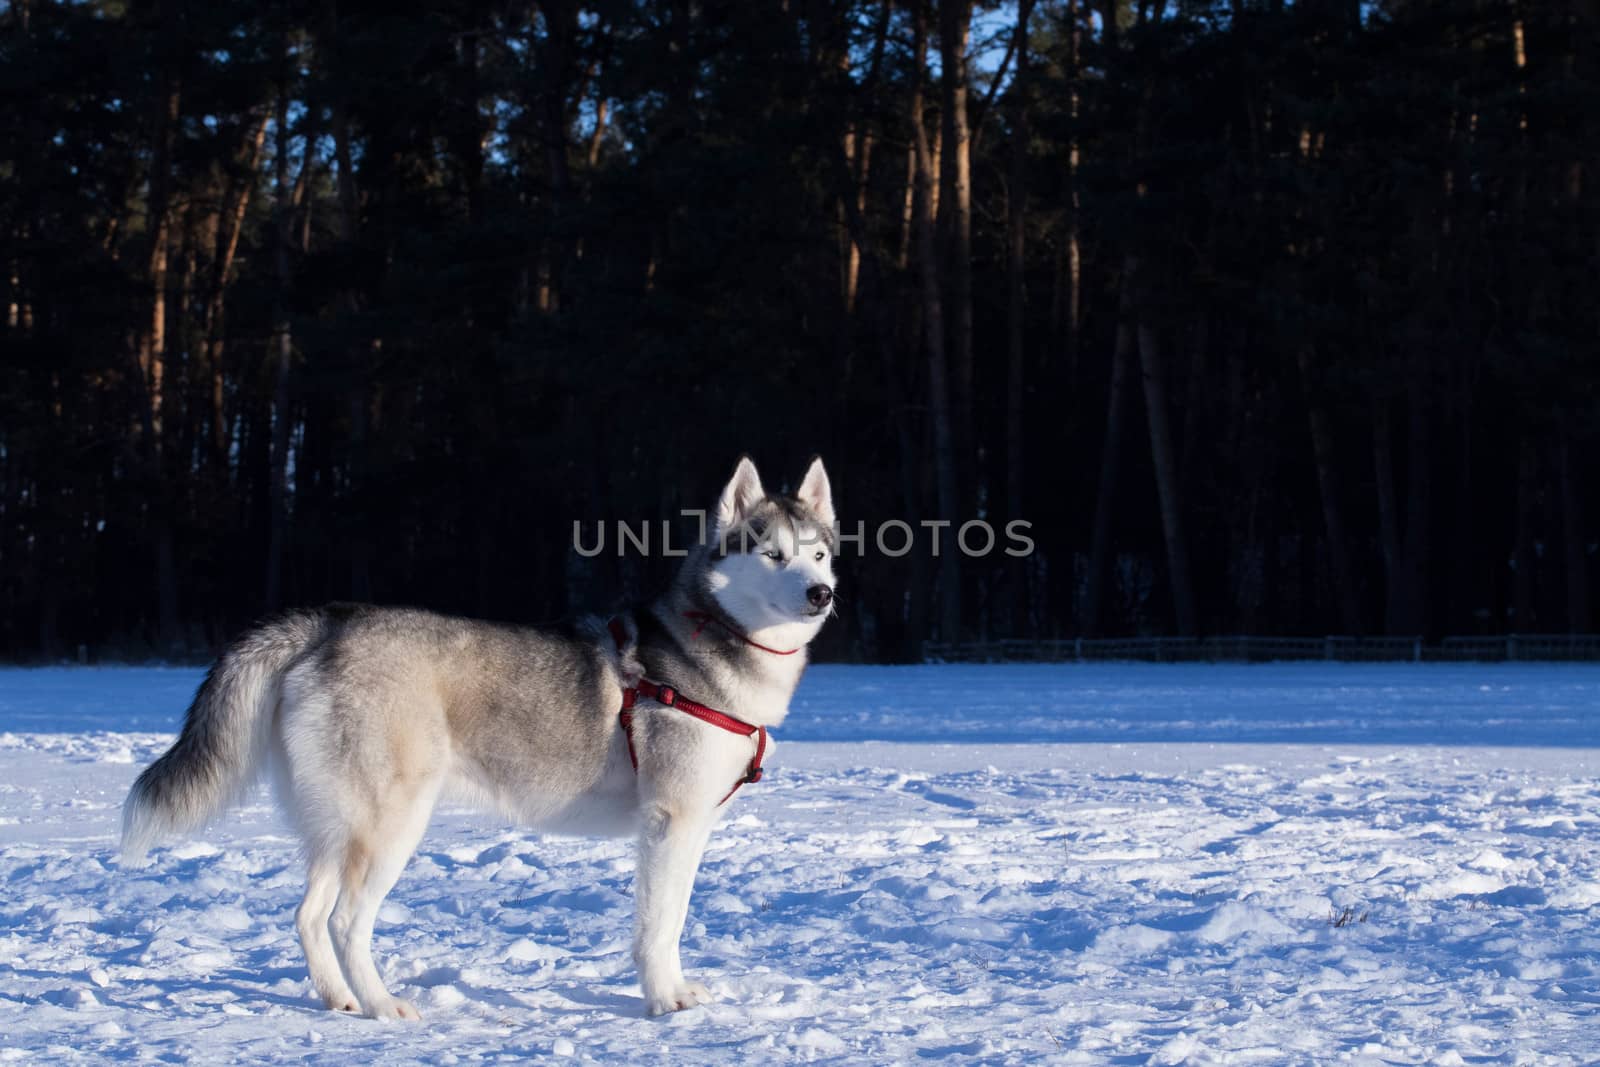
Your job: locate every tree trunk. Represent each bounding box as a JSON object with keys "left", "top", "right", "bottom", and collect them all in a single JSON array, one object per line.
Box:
[
  {"left": 174, "top": 201, "right": 201, "bottom": 494},
  {"left": 1062, "top": 0, "right": 1082, "bottom": 379},
  {"left": 205, "top": 115, "right": 269, "bottom": 470},
  {"left": 893, "top": 350, "right": 932, "bottom": 660},
  {"left": 292, "top": 104, "right": 323, "bottom": 252},
  {"left": 1004, "top": 0, "right": 1035, "bottom": 636},
  {"left": 534, "top": 0, "right": 576, "bottom": 315},
  {"left": 1559, "top": 441, "right": 1590, "bottom": 633},
  {"left": 265, "top": 33, "right": 296, "bottom": 611},
  {"left": 841, "top": 125, "right": 873, "bottom": 315},
  {"left": 1556, "top": 18, "right": 1588, "bottom": 634},
  {"left": 459, "top": 30, "right": 486, "bottom": 227},
  {"left": 327, "top": 13, "right": 373, "bottom": 603},
  {"left": 1081, "top": 277, "right": 1134, "bottom": 636},
  {"left": 1100, "top": 0, "right": 1133, "bottom": 46},
  {"left": 1512, "top": 439, "right": 1538, "bottom": 632},
  {"left": 898, "top": 141, "right": 915, "bottom": 271},
  {"left": 139, "top": 78, "right": 180, "bottom": 447},
  {"left": 937, "top": 0, "right": 975, "bottom": 515},
  {"left": 1373, "top": 398, "right": 1405, "bottom": 633},
  {"left": 1402, "top": 372, "right": 1431, "bottom": 633},
  {"left": 1297, "top": 346, "right": 1362, "bottom": 633},
  {"left": 333, "top": 99, "right": 358, "bottom": 243},
  {"left": 913, "top": 0, "right": 961, "bottom": 644},
  {"left": 587, "top": 98, "right": 609, "bottom": 168},
  {"left": 141, "top": 26, "right": 182, "bottom": 651},
  {"left": 1136, "top": 309, "right": 1197, "bottom": 637}
]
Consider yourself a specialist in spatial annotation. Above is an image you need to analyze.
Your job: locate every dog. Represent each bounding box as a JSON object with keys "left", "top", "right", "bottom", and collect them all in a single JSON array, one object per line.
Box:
[{"left": 121, "top": 456, "right": 837, "bottom": 1019}]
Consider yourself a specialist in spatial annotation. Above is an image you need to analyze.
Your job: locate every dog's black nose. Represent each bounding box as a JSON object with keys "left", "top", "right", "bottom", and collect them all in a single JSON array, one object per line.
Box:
[{"left": 807, "top": 584, "right": 833, "bottom": 609}]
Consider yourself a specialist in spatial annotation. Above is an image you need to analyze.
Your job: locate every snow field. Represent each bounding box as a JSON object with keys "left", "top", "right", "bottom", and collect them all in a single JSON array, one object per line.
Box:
[{"left": 0, "top": 664, "right": 1598, "bottom": 1063}]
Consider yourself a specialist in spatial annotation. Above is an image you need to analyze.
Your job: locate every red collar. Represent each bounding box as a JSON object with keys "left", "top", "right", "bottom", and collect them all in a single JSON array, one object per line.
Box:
[
  {"left": 608, "top": 616, "right": 768, "bottom": 806},
  {"left": 682, "top": 609, "right": 801, "bottom": 656}
]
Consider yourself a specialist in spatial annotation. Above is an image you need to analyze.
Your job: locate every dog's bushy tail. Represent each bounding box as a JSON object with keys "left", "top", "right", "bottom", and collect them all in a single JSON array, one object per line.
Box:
[{"left": 120, "top": 610, "right": 326, "bottom": 865}]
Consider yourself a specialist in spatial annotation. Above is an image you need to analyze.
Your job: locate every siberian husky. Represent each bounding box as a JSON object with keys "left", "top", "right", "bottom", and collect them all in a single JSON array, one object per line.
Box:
[{"left": 121, "top": 456, "right": 837, "bottom": 1019}]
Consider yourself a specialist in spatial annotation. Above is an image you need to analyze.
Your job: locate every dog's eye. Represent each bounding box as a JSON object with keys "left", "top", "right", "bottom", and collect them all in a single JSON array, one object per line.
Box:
[
  {"left": 763, "top": 549, "right": 783, "bottom": 562},
  {"left": 814, "top": 551, "right": 825, "bottom": 562}
]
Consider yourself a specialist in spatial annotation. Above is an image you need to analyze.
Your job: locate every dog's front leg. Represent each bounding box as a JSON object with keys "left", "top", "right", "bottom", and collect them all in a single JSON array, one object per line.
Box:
[{"left": 633, "top": 804, "right": 715, "bottom": 1015}]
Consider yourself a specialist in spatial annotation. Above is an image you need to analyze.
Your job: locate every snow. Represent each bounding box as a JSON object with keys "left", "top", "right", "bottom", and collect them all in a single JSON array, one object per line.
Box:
[{"left": 1, "top": 663, "right": 1598, "bottom": 1063}]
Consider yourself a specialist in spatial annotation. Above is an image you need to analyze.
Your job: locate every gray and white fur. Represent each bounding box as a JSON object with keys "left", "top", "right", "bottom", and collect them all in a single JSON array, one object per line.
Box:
[{"left": 122, "top": 456, "right": 838, "bottom": 1020}]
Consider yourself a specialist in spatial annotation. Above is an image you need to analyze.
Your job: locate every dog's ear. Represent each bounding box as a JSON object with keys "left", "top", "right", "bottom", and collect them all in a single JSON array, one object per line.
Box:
[
  {"left": 715, "top": 456, "right": 766, "bottom": 534},
  {"left": 796, "top": 456, "right": 835, "bottom": 529}
]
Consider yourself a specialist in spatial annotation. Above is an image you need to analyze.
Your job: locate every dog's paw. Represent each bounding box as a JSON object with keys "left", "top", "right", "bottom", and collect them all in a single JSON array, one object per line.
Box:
[
  {"left": 368, "top": 997, "right": 423, "bottom": 1022},
  {"left": 325, "top": 994, "right": 360, "bottom": 1013},
  {"left": 646, "top": 981, "right": 714, "bottom": 1016}
]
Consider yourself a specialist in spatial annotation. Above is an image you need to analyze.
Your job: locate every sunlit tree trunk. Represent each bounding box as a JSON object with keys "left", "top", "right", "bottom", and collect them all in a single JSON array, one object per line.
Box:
[
  {"left": 139, "top": 9, "right": 183, "bottom": 650},
  {"left": 534, "top": 0, "right": 577, "bottom": 315},
  {"left": 139, "top": 82, "right": 179, "bottom": 447},
  {"left": 841, "top": 125, "right": 873, "bottom": 316},
  {"left": 898, "top": 139, "right": 915, "bottom": 270},
  {"left": 204, "top": 116, "right": 268, "bottom": 472}
]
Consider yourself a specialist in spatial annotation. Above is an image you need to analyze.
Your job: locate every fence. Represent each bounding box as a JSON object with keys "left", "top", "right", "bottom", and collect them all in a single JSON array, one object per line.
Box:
[{"left": 921, "top": 634, "right": 1600, "bottom": 664}]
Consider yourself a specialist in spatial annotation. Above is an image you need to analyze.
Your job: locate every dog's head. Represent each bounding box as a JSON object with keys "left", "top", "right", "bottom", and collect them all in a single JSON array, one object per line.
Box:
[{"left": 699, "top": 455, "right": 838, "bottom": 641}]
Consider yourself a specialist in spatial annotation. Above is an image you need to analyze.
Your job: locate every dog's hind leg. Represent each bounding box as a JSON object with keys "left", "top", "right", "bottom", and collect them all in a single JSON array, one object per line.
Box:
[
  {"left": 328, "top": 778, "right": 440, "bottom": 1022},
  {"left": 275, "top": 682, "right": 362, "bottom": 1013},
  {"left": 297, "top": 855, "right": 358, "bottom": 1012}
]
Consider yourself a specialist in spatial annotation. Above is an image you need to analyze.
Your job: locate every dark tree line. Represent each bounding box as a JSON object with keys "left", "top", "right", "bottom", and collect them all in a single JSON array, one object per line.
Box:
[{"left": 2, "top": 0, "right": 1598, "bottom": 661}]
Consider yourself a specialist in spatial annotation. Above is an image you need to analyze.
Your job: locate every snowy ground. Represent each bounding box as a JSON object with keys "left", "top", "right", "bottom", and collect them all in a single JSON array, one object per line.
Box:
[{"left": 1, "top": 664, "right": 1598, "bottom": 1064}]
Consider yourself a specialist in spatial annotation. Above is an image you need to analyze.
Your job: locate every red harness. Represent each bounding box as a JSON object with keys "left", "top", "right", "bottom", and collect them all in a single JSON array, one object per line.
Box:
[{"left": 609, "top": 615, "right": 774, "bottom": 806}]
